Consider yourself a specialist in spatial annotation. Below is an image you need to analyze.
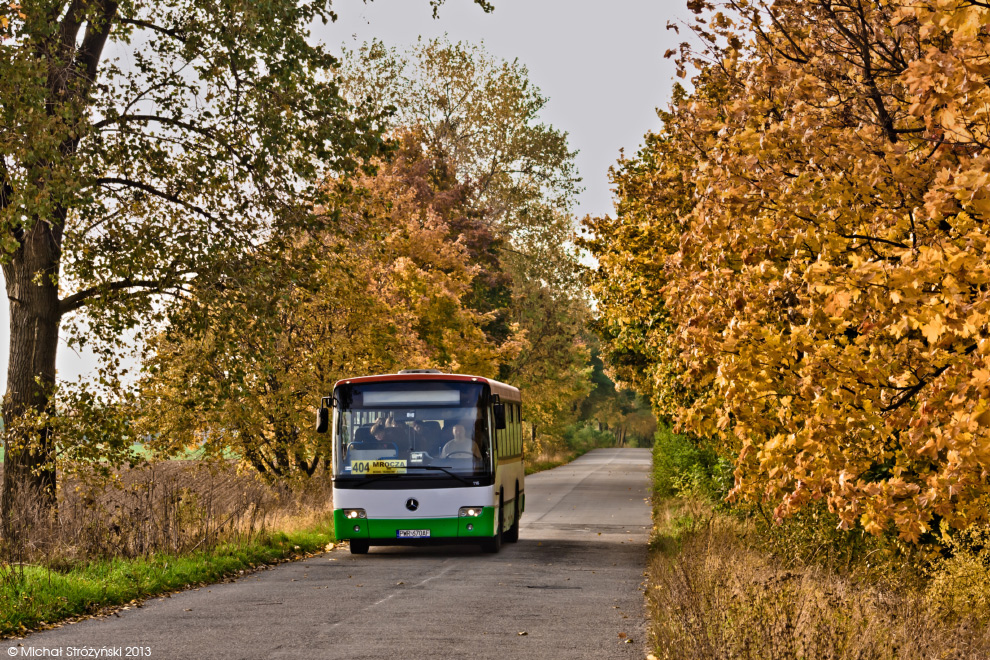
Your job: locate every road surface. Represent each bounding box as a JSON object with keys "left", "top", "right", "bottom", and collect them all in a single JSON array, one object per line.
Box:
[{"left": 3, "top": 448, "right": 652, "bottom": 659}]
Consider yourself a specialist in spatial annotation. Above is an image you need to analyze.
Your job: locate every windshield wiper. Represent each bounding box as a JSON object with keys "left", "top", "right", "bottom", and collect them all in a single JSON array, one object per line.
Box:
[
  {"left": 347, "top": 475, "right": 391, "bottom": 488},
  {"left": 406, "top": 465, "right": 474, "bottom": 486}
]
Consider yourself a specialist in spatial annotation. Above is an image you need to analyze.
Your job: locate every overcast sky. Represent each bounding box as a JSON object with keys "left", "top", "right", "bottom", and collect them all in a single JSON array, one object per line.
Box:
[
  {"left": 2, "top": 0, "right": 688, "bottom": 387},
  {"left": 321, "top": 0, "right": 686, "bottom": 219}
]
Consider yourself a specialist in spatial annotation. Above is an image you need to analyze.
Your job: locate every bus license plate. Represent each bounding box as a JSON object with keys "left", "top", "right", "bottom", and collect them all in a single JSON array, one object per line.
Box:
[{"left": 397, "top": 529, "right": 430, "bottom": 538}]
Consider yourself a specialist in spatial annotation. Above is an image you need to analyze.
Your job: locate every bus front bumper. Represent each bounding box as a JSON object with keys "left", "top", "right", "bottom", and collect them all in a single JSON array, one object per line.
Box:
[{"left": 334, "top": 507, "right": 496, "bottom": 541}]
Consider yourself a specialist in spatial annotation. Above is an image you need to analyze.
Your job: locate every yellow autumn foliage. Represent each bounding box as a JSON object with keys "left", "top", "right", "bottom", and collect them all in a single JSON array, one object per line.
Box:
[
  {"left": 140, "top": 139, "right": 524, "bottom": 478},
  {"left": 586, "top": 0, "right": 990, "bottom": 541}
]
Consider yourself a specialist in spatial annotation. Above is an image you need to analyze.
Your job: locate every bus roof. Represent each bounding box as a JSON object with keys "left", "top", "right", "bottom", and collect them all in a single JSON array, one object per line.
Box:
[{"left": 333, "top": 372, "right": 521, "bottom": 403}]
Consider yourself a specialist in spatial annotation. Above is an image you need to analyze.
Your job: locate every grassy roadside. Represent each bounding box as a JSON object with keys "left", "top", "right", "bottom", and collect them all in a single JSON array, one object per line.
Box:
[
  {"left": 0, "top": 522, "right": 334, "bottom": 638},
  {"left": 645, "top": 429, "right": 990, "bottom": 659},
  {"left": 524, "top": 448, "right": 588, "bottom": 475},
  {"left": 525, "top": 424, "right": 636, "bottom": 475}
]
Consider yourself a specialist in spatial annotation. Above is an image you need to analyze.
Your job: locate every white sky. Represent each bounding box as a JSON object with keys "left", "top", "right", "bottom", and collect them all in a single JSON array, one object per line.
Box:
[
  {"left": 1, "top": 0, "right": 687, "bottom": 389},
  {"left": 321, "top": 0, "right": 685, "bottom": 219}
]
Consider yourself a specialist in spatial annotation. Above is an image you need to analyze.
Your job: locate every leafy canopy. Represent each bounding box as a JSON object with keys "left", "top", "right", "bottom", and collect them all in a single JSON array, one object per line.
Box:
[{"left": 586, "top": 0, "right": 990, "bottom": 542}]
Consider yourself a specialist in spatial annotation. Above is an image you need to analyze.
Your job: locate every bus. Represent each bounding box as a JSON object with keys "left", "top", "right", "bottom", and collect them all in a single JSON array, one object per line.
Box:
[{"left": 315, "top": 369, "right": 525, "bottom": 554}]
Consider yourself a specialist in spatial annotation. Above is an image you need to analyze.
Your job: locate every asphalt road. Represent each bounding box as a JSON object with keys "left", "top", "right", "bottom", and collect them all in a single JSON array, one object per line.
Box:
[{"left": 3, "top": 448, "right": 652, "bottom": 660}]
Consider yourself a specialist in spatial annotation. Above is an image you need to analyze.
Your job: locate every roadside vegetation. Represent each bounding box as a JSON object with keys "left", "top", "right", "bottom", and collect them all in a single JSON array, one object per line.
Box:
[
  {"left": 1, "top": 525, "right": 332, "bottom": 637},
  {"left": 581, "top": 0, "right": 990, "bottom": 655},
  {"left": 645, "top": 426, "right": 990, "bottom": 659},
  {"left": 524, "top": 425, "right": 622, "bottom": 475},
  {"left": 0, "top": 462, "right": 334, "bottom": 637}
]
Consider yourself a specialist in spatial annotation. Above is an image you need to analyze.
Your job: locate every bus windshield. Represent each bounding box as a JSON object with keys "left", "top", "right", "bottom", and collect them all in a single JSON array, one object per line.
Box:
[{"left": 333, "top": 381, "right": 491, "bottom": 480}]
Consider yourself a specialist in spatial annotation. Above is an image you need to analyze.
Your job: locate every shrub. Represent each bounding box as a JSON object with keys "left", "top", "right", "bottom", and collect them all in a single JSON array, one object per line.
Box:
[
  {"left": 652, "top": 425, "right": 732, "bottom": 502},
  {"left": 926, "top": 522, "right": 990, "bottom": 623},
  {"left": 564, "top": 424, "right": 615, "bottom": 453}
]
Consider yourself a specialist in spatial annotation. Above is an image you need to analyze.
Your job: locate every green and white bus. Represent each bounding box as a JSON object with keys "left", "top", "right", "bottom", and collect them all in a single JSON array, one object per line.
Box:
[{"left": 315, "top": 370, "right": 525, "bottom": 554}]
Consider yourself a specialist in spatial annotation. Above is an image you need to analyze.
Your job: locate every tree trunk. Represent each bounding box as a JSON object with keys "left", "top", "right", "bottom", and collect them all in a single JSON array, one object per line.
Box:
[
  {"left": 1, "top": 221, "right": 62, "bottom": 534},
  {"left": 0, "top": 0, "right": 116, "bottom": 538}
]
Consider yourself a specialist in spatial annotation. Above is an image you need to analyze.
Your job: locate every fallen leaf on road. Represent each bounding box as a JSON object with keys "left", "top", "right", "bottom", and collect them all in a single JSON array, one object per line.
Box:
[{"left": 518, "top": 632, "right": 528, "bottom": 636}]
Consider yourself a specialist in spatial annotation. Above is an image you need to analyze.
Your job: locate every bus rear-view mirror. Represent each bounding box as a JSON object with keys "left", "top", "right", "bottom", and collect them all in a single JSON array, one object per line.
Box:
[{"left": 316, "top": 407, "right": 330, "bottom": 434}]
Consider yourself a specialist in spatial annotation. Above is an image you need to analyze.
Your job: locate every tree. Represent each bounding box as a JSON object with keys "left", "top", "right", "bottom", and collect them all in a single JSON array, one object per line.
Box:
[
  {"left": 340, "top": 39, "right": 593, "bottom": 444},
  {"left": 586, "top": 0, "right": 990, "bottom": 541},
  {"left": 340, "top": 39, "right": 579, "bottom": 237},
  {"left": 578, "top": 341, "right": 657, "bottom": 447},
  {"left": 138, "top": 135, "right": 522, "bottom": 479},
  {"left": 0, "top": 0, "right": 491, "bottom": 528},
  {"left": 581, "top": 103, "right": 701, "bottom": 423}
]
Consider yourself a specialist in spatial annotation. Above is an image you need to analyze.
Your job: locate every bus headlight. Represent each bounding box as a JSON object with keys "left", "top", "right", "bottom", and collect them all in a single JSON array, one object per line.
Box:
[
  {"left": 343, "top": 509, "right": 367, "bottom": 519},
  {"left": 459, "top": 507, "right": 483, "bottom": 517}
]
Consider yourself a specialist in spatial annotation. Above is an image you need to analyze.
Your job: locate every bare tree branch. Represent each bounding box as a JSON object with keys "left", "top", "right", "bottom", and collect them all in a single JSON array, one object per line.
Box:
[
  {"left": 76, "top": 1, "right": 119, "bottom": 90},
  {"left": 59, "top": 277, "right": 162, "bottom": 315},
  {"left": 118, "top": 18, "right": 186, "bottom": 41},
  {"left": 94, "top": 177, "right": 216, "bottom": 221}
]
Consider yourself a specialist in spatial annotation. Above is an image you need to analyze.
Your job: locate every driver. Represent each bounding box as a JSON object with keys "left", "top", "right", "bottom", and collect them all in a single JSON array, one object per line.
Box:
[{"left": 440, "top": 423, "right": 482, "bottom": 460}]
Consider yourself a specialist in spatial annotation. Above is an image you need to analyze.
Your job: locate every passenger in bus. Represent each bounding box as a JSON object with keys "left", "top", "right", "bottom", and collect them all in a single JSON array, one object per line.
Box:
[
  {"left": 368, "top": 419, "right": 407, "bottom": 456},
  {"left": 369, "top": 418, "right": 387, "bottom": 442},
  {"left": 440, "top": 423, "right": 482, "bottom": 460}
]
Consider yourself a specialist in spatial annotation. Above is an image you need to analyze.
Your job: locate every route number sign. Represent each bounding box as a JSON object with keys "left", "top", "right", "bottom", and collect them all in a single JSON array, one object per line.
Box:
[{"left": 352, "top": 459, "right": 407, "bottom": 475}]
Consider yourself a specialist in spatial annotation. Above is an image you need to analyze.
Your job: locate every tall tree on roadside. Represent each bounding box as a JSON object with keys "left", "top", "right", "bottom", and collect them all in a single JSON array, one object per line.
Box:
[
  {"left": 581, "top": 90, "right": 703, "bottom": 423},
  {"left": 340, "top": 39, "right": 593, "bottom": 442},
  {"left": 586, "top": 0, "right": 990, "bottom": 541},
  {"left": 0, "top": 0, "right": 491, "bottom": 529}
]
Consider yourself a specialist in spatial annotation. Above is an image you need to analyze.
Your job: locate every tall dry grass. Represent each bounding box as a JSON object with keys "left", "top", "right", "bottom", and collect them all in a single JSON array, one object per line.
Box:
[
  {"left": 0, "top": 461, "right": 333, "bottom": 575},
  {"left": 646, "top": 499, "right": 990, "bottom": 660}
]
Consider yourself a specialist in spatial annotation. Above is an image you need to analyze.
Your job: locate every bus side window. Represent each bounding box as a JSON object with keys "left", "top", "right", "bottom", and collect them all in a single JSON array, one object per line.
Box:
[
  {"left": 512, "top": 403, "right": 520, "bottom": 454},
  {"left": 509, "top": 403, "right": 516, "bottom": 456},
  {"left": 512, "top": 403, "right": 519, "bottom": 455},
  {"left": 513, "top": 404, "right": 518, "bottom": 456},
  {"left": 496, "top": 407, "right": 504, "bottom": 456},
  {"left": 504, "top": 410, "right": 510, "bottom": 455},
  {"left": 513, "top": 404, "right": 518, "bottom": 455},
  {"left": 516, "top": 403, "right": 522, "bottom": 456}
]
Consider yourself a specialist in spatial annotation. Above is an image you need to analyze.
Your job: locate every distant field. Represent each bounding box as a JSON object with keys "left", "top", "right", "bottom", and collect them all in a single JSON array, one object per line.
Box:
[{"left": 0, "top": 441, "right": 237, "bottom": 465}]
